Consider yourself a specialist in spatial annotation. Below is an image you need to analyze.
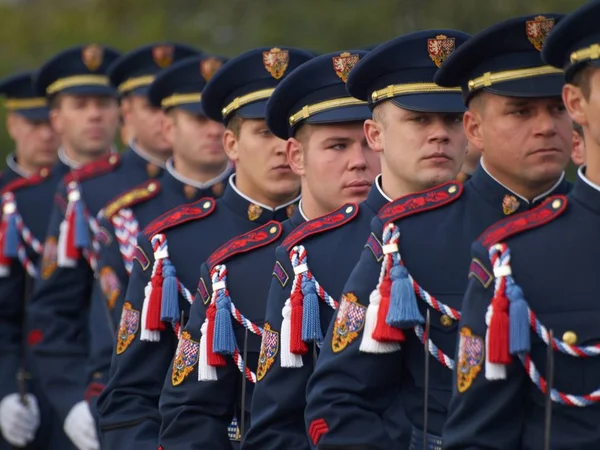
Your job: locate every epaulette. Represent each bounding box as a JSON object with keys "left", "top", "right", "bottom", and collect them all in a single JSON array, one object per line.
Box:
[
  {"left": 207, "top": 220, "right": 282, "bottom": 270},
  {"left": 104, "top": 180, "right": 161, "bottom": 219},
  {"left": 0, "top": 166, "right": 51, "bottom": 196},
  {"left": 143, "top": 197, "right": 216, "bottom": 237},
  {"left": 378, "top": 181, "right": 462, "bottom": 224},
  {"left": 64, "top": 153, "right": 120, "bottom": 185},
  {"left": 282, "top": 203, "right": 358, "bottom": 252},
  {"left": 478, "top": 195, "right": 567, "bottom": 249}
]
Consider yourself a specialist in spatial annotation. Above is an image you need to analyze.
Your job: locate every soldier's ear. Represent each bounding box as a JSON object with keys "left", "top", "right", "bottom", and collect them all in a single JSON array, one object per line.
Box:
[
  {"left": 463, "top": 110, "right": 483, "bottom": 153},
  {"left": 223, "top": 128, "right": 239, "bottom": 163},
  {"left": 364, "top": 119, "right": 384, "bottom": 153},
  {"left": 286, "top": 137, "right": 305, "bottom": 176},
  {"left": 49, "top": 107, "right": 64, "bottom": 136},
  {"left": 563, "top": 83, "right": 587, "bottom": 129}
]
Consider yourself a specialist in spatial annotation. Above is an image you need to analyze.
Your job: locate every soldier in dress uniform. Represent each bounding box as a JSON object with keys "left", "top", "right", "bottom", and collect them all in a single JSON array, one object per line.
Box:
[
  {"left": 89, "top": 50, "right": 230, "bottom": 441},
  {"left": 304, "top": 15, "right": 574, "bottom": 450},
  {"left": 108, "top": 42, "right": 201, "bottom": 174},
  {"left": 0, "top": 71, "right": 59, "bottom": 189},
  {"left": 0, "top": 72, "right": 73, "bottom": 450},
  {"left": 246, "top": 30, "right": 470, "bottom": 450},
  {"left": 443, "top": 3, "right": 600, "bottom": 448},
  {"left": 22, "top": 44, "right": 176, "bottom": 450},
  {"left": 157, "top": 50, "right": 377, "bottom": 449},
  {"left": 97, "top": 47, "right": 313, "bottom": 450}
]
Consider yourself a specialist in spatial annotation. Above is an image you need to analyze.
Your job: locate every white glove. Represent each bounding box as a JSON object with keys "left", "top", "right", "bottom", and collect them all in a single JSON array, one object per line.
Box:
[
  {"left": 0, "top": 393, "right": 40, "bottom": 447},
  {"left": 63, "top": 401, "right": 99, "bottom": 450}
]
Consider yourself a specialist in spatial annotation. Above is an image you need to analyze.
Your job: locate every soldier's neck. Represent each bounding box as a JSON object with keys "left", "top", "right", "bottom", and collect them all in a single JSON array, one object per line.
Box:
[
  {"left": 171, "top": 154, "right": 230, "bottom": 185},
  {"left": 584, "top": 150, "right": 600, "bottom": 187},
  {"left": 130, "top": 139, "right": 170, "bottom": 165},
  {"left": 61, "top": 144, "right": 111, "bottom": 167},
  {"left": 296, "top": 188, "right": 332, "bottom": 221},
  {"left": 234, "top": 171, "right": 299, "bottom": 210}
]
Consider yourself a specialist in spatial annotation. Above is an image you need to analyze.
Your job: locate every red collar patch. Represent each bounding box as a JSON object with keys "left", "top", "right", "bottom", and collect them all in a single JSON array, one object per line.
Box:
[
  {"left": 143, "top": 197, "right": 216, "bottom": 237},
  {"left": 64, "top": 154, "right": 120, "bottom": 185},
  {"left": 207, "top": 220, "right": 282, "bottom": 270},
  {"left": 282, "top": 203, "right": 358, "bottom": 252},
  {"left": 0, "top": 166, "right": 52, "bottom": 196},
  {"left": 378, "top": 182, "right": 462, "bottom": 224},
  {"left": 478, "top": 195, "right": 567, "bottom": 248}
]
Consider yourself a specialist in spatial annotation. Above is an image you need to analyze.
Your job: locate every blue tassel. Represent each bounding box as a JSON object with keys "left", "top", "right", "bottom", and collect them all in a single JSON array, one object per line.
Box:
[
  {"left": 3, "top": 213, "right": 19, "bottom": 258},
  {"left": 301, "top": 274, "right": 322, "bottom": 344},
  {"left": 386, "top": 264, "right": 424, "bottom": 328},
  {"left": 160, "top": 259, "right": 179, "bottom": 323},
  {"left": 507, "top": 279, "right": 530, "bottom": 355},
  {"left": 213, "top": 293, "right": 236, "bottom": 355},
  {"left": 74, "top": 200, "right": 90, "bottom": 248}
]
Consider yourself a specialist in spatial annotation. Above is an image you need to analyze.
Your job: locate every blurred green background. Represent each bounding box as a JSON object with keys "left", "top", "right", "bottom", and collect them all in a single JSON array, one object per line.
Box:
[{"left": 0, "top": 0, "right": 584, "bottom": 177}]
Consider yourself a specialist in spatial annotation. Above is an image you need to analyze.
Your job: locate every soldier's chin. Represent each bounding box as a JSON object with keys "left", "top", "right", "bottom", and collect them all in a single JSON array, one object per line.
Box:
[{"left": 420, "top": 167, "right": 458, "bottom": 188}]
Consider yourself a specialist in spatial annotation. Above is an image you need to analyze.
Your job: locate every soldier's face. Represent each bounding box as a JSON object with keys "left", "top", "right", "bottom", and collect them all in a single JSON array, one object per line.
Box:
[
  {"left": 224, "top": 118, "right": 300, "bottom": 204},
  {"left": 466, "top": 93, "right": 571, "bottom": 186},
  {"left": 365, "top": 102, "right": 465, "bottom": 196},
  {"left": 6, "top": 113, "right": 59, "bottom": 169},
  {"left": 51, "top": 94, "right": 120, "bottom": 156},
  {"left": 287, "top": 122, "right": 379, "bottom": 216},
  {"left": 165, "top": 109, "right": 226, "bottom": 172},
  {"left": 122, "top": 95, "right": 171, "bottom": 156}
]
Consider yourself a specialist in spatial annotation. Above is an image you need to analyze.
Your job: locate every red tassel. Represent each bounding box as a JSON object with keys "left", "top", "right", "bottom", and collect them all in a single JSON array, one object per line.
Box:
[
  {"left": 372, "top": 269, "right": 405, "bottom": 342},
  {"left": 206, "top": 305, "right": 226, "bottom": 367},
  {"left": 290, "top": 277, "right": 308, "bottom": 354},
  {"left": 0, "top": 217, "right": 10, "bottom": 268},
  {"left": 488, "top": 279, "right": 511, "bottom": 364},
  {"left": 65, "top": 208, "right": 80, "bottom": 260},
  {"left": 146, "top": 261, "right": 165, "bottom": 331}
]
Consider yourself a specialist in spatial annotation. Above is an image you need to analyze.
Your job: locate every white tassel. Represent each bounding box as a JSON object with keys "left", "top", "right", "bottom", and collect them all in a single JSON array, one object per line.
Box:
[
  {"left": 359, "top": 289, "right": 401, "bottom": 354},
  {"left": 198, "top": 318, "right": 217, "bottom": 381},
  {"left": 140, "top": 283, "right": 160, "bottom": 342},
  {"left": 280, "top": 299, "right": 303, "bottom": 368},
  {"left": 484, "top": 306, "right": 506, "bottom": 380},
  {"left": 57, "top": 220, "right": 76, "bottom": 268}
]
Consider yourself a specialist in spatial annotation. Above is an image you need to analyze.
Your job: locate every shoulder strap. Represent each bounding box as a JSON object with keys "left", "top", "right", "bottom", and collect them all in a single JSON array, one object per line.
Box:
[
  {"left": 64, "top": 154, "right": 120, "bottom": 185},
  {"left": 143, "top": 197, "right": 216, "bottom": 237},
  {"left": 378, "top": 181, "right": 462, "bottom": 224},
  {"left": 282, "top": 203, "right": 358, "bottom": 252},
  {"left": 207, "top": 220, "right": 283, "bottom": 270},
  {"left": 104, "top": 180, "right": 161, "bottom": 219},
  {"left": 0, "top": 166, "right": 52, "bottom": 196},
  {"left": 478, "top": 195, "right": 567, "bottom": 248}
]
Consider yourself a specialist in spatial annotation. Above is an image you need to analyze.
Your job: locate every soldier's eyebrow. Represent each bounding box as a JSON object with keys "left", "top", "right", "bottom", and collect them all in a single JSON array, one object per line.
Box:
[{"left": 321, "top": 136, "right": 353, "bottom": 146}]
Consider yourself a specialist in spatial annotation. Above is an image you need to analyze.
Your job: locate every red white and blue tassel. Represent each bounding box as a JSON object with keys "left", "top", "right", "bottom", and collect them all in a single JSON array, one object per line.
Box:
[{"left": 140, "top": 234, "right": 167, "bottom": 341}]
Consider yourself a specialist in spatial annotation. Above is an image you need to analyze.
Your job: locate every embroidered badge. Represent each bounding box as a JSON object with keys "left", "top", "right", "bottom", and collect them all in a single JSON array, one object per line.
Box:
[
  {"left": 502, "top": 195, "right": 520, "bottom": 216},
  {"left": 286, "top": 204, "right": 297, "bottom": 219},
  {"left": 153, "top": 45, "right": 174, "bottom": 68},
  {"left": 184, "top": 185, "right": 197, "bottom": 200},
  {"left": 457, "top": 327, "right": 484, "bottom": 393},
  {"left": 133, "top": 245, "right": 150, "bottom": 272},
  {"left": 526, "top": 15, "right": 555, "bottom": 51},
  {"left": 201, "top": 57, "right": 223, "bottom": 81},
  {"left": 257, "top": 323, "right": 279, "bottom": 381},
  {"left": 427, "top": 34, "right": 456, "bottom": 68},
  {"left": 99, "top": 266, "right": 121, "bottom": 310},
  {"left": 332, "top": 293, "right": 366, "bottom": 353},
  {"left": 116, "top": 302, "right": 140, "bottom": 355},
  {"left": 468, "top": 258, "right": 493, "bottom": 289},
  {"left": 332, "top": 52, "right": 360, "bottom": 83},
  {"left": 82, "top": 44, "right": 104, "bottom": 71},
  {"left": 197, "top": 277, "right": 210, "bottom": 305},
  {"left": 211, "top": 181, "right": 225, "bottom": 197},
  {"left": 480, "top": 196, "right": 566, "bottom": 248},
  {"left": 272, "top": 261, "right": 289, "bottom": 287},
  {"left": 41, "top": 236, "right": 58, "bottom": 280},
  {"left": 146, "top": 163, "right": 160, "bottom": 178},
  {"left": 263, "top": 48, "right": 289, "bottom": 79},
  {"left": 248, "top": 203, "right": 263, "bottom": 221},
  {"left": 365, "top": 232, "right": 383, "bottom": 262},
  {"left": 172, "top": 331, "right": 200, "bottom": 386}
]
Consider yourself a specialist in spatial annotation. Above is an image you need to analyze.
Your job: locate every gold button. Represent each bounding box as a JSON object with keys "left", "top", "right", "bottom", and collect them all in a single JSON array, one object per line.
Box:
[
  {"left": 109, "top": 155, "right": 118, "bottom": 164},
  {"left": 148, "top": 182, "right": 157, "bottom": 192},
  {"left": 448, "top": 185, "right": 457, "bottom": 194},
  {"left": 203, "top": 201, "right": 211, "bottom": 209},
  {"left": 551, "top": 199, "right": 561, "bottom": 210},
  {"left": 92, "top": 371, "right": 103, "bottom": 379},
  {"left": 40, "top": 168, "right": 49, "bottom": 177},
  {"left": 345, "top": 206, "right": 354, "bottom": 214},
  {"left": 562, "top": 331, "right": 577, "bottom": 345},
  {"left": 440, "top": 314, "right": 453, "bottom": 327},
  {"left": 269, "top": 226, "right": 277, "bottom": 234}
]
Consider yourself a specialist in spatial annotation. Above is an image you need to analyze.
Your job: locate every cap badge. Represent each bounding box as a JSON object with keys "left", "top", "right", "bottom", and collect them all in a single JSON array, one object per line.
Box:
[
  {"left": 153, "top": 45, "right": 174, "bottom": 68},
  {"left": 526, "top": 16, "right": 555, "bottom": 51},
  {"left": 200, "top": 57, "right": 223, "bottom": 81},
  {"left": 263, "top": 48, "right": 289, "bottom": 80},
  {"left": 427, "top": 34, "right": 456, "bottom": 68},
  {"left": 82, "top": 45, "right": 104, "bottom": 72},
  {"left": 332, "top": 52, "right": 360, "bottom": 83}
]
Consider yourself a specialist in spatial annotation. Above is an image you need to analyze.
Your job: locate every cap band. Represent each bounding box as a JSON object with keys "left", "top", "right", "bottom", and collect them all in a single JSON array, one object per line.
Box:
[
  {"left": 161, "top": 92, "right": 202, "bottom": 109},
  {"left": 467, "top": 65, "right": 562, "bottom": 92},
  {"left": 288, "top": 96, "right": 367, "bottom": 126},
  {"left": 371, "top": 82, "right": 460, "bottom": 103},
  {"left": 5, "top": 98, "right": 47, "bottom": 110},
  {"left": 46, "top": 75, "right": 110, "bottom": 95},
  {"left": 118, "top": 75, "right": 155, "bottom": 94},
  {"left": 570, "top": 43, "right": 600, "bottom": 64},
  {"left": 221, "top": 88, "right": 275, "bottom": 118}
]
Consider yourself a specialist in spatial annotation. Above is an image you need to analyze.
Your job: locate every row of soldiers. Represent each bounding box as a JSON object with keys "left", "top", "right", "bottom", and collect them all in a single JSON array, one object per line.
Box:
[{"left": 0, "top": 2, "right": 598, "bottom": 449}]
